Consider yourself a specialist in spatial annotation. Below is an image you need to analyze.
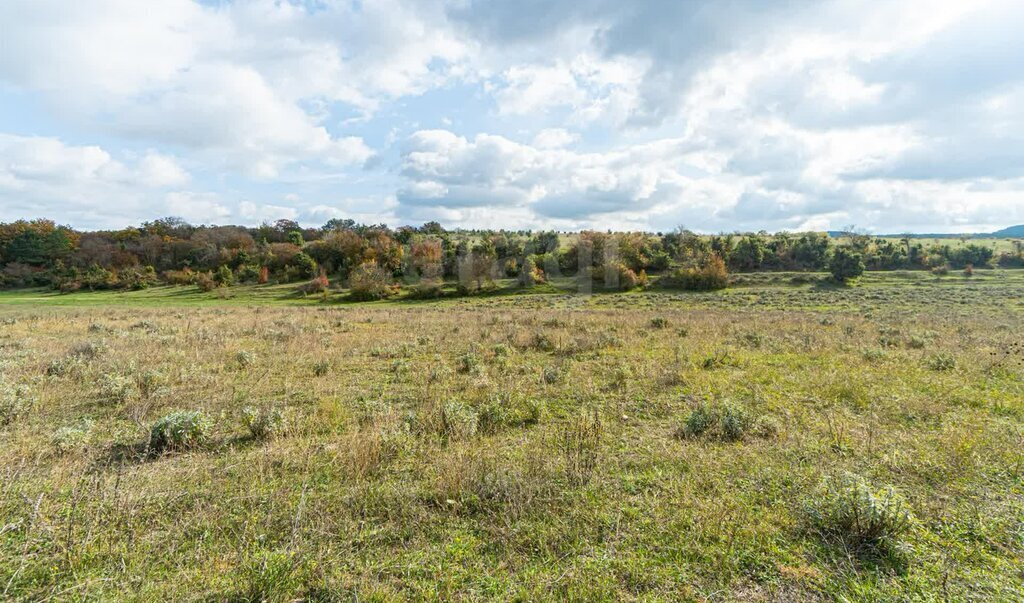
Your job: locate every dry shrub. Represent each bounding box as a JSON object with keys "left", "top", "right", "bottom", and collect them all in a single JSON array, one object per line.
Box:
[
  {"left": 348, "top": 261, "right": 399, "bottom": 301},
  {"left": 665, "top": 253, "right": 729, "bottom": 291}
]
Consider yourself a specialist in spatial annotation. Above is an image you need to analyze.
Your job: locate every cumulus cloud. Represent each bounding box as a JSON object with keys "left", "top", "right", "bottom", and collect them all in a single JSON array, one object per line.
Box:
[
  {"left": 2, "top": 0, "right": 1024, "bottom": 232},
  {"left": 398, "top": 129, "right": 702, "bottom": 223},
  {"left": 0, "top": 134, "right": 194, "bottom": 226}
]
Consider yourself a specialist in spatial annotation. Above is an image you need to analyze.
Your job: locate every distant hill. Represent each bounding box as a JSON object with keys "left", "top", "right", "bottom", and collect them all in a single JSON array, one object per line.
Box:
[
  {"left": 991, "top": 225, "right": 1024, "bottom": 237},
  {"left": 830, "top": 225, "right": 1024, "bottom": 238}
]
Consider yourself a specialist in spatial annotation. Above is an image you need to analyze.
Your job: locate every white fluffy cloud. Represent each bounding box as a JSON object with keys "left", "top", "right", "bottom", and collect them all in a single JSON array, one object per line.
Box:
[
  {"left": 0, "top": 134, "right": 194, "bottom": 226},
  {"left": 2, "top": 0, "right": 1024, "bottom": 231}
]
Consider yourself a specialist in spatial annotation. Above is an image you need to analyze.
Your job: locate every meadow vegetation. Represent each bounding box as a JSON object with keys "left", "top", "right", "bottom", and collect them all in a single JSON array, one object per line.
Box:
[{"left": 1, "top": 270, "right": 1022, "bottom": 600}]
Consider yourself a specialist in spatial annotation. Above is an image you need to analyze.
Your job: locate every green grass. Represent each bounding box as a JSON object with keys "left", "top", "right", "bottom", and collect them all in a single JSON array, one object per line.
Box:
[{"left": 0, "top": 274, "right": 1022, "bottom": 600}]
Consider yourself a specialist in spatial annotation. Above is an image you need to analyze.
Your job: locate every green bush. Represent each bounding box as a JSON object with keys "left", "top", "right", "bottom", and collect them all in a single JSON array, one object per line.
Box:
[
  {"left": 675, "top": 400, "right": 766, "bottom": 442},
  {"left": 926, "top": 353, "right": 956, "bottom": 371},
  {"left": 1, "top": 380, "right": 33, "bottom": 426},
  {"left": 520, "top": 399, "right": 546, "bottom": 426},
  {"left": 678, "top": 403, "right": 715, "bottom": 438},
  {"left": 52, "top": 420, "right": 93, "bottom": 454},
  {"left": 456, "top": 351, "right": 481, "bottom": 374},
  {"left": 719, "top": 403, "right": 752, "bottom": 441},
  {"left": 806, "top": 473, "right": 915, "bottom": 570},
  {"left": 440, "top": 400, "right": 479, "bottom": 440},
  {"left": 150, "top": 410, "right": 213, "bottom": 452},
  {"left": 312, "top": 359, "right": 331, "bottom": 377},
  {"left": 830, "top": 248, "right": 865, "bottom": 282},
  {"left": 242, "top": 406, "right": 286, "bottom": 440},
  {"left": 99, "top": 373, "right": 136, "bottom": 404}
]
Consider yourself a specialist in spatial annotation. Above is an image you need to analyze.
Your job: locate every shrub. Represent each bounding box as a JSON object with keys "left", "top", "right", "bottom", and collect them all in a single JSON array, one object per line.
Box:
[
  {"left": 541, "top": 365, "right": 563, "bottom": 384},
  {"left": 137, "top": 369, "right": 165, "bottom": 400},
  {"left": 150, "top": 410, "right": 213, "bottom": 452},
  {"left": 242, "top": 406, "right": 286, "bottom": 440},
  {"left": 440, "top": 400, "right": 479, "bottom": 440},
  {"left": 518, "top": 256, "right": 545, "bottom": 287},
  {"left": 675, "top": 400, "right": 766, "bottom": 442},
  {"left": 476, "top": 395, "right": 513, "bottom": 434},
  {"left": 99, "top": 373, "right": 136, "bottom": 404},
  {"left": 195, "top": 272, "right": 218, "bottom": 292},
  {"left": 348, "top": 261, "right": 399, "bottom": 301},
  {"left": 719, "top": 403, "right": 752, "bottom": 441},
  {"left": 70, "top": 341, "right": 107, "bottom": 360},
  {"left": 290, "top": 252, "right": 318, "bottom": 279},
  {"left": 213, "top": 264, "right": 235, "bottom": 287},
  {"left": 235, "top": 350, "right": 257, "bottom": 369},
  {"left": 312, "top": 359, "right": 331, "bottom": 377},
  {"left": 596, "top": 261, "right": 643, "bottom": 290},
  {"left": 830, "top": 248, "right": 865, "bottom": 282},
  {"left": 236, "top": 264, "right": 262, "bottom": 283},
  {"left": 530, "top": 332, "right": 556, "bottom": 352},
  {"left": 677, "top": 403, "right": 715, "bottom": 438},
  {"left": 806, "top": 473, "right": 915, "bottom": 570},
  {"left": 163, "top": 269, "right": 196, "bottom": 285},
  {"left": 665, "top": 254, "right": 729, "bottom": 291},
  {"left": 1, "top": 380, "right": 33, "bottom": 426},
  {"left": 119, "top": 265, "right": 158, "bottom": 290},
  {"left": 650, "top": 317, "right": 669, "bottom": 329},
  {"left": 456, "top": 351, "right": 481, "bottom": 374},
  {"left": 407, "top": 278, "right": 445, "bottom": 299},
  {"left": 521, "top": 399, "right": 546, "bottom": 426},
  {"left": 298, "top": 274, "right": 329, "bottom": 295},
  {"left": 46, "top": 356, "right": 82, "bottom": 377},
  {"left": 926, "top": 353, "right": 956, "bottom": 371},
  {"left": 52, "top": 420, "right": 93, "bottom": 454}
]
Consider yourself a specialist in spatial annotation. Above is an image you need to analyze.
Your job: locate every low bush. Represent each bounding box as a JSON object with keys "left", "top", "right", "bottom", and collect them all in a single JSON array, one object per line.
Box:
[
  {"left": 312, "top": 359, "right": 331, "bottom": 377},
  {"left": 195, "top": 272, "right": 218, "bottom": 292},
  {"left": 163, "top": 269, "right": 196, "bottom": 286},
  {"left": 99, "top": 373, "right": 136, "bottom": 404},
  {"left": 1, "top": 380, "right": 33, "bottom": 426},
  {"left": 806, "top": 473, "right": 916, "bottom": 571},
  {"left": 407, "top": 278, "right": 445, "bottom": 299},
  {"left": 440, "top": 400, "right": 479, "bottom": 440},
  {"left": 51, "top": 420, "right": 93, "bottom": 454},
  {"left": 456, "top": 351, "right": 481, "bottom": 374},
  {"left": 675, "top": 400, "right": 770, "bottom": 442},
  {"left": 242, "top": 405, "right": 286, "bottom": 440},
  {"left": 926, "top": 353, "right": 956, "bottom": 371},
  {"left": 664, "top": 254, "right": 730, "bottom": 291},
  {"left": 520, "top": 399, "right": 546, "bottom": 426},
  {"left": 298, "top": 274, "right": 329, "bottom": 295},
  {"left": 235, "top": 350, "right": 257, "bottom": 369},
  {"left": 150, "top": 410, "right": 213, "bottom": 452},
  {"left": 348, "top": 261, "right": 399, "bottom": 301}
]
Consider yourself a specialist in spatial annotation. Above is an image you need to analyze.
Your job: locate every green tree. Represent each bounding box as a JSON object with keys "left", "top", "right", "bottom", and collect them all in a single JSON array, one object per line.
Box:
[
  {"left": 830, "top": 248, "right": 865, "bottom": 282},
  {"left": 290, "top": 252, "right": 318, "bottom": 278}
]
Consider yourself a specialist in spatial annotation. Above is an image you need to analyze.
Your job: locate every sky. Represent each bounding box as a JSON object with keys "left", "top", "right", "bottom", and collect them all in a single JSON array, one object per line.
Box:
[{"left": 1, "top": 0, "right": 1023, "bottom": 234}]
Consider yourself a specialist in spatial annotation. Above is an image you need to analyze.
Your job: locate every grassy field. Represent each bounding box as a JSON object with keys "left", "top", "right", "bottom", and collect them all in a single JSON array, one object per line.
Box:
[
  {"left": 872, "top": 236, "right": 1021, "bottom": 254},
  {"left": 1, "top": 273, "right": 1023, "bottom": 600}
]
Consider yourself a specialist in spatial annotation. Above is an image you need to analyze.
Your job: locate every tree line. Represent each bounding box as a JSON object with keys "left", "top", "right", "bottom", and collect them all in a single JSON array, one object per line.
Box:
[{"left": 0, "top": 217, "right": 1019, "bottom": 295}]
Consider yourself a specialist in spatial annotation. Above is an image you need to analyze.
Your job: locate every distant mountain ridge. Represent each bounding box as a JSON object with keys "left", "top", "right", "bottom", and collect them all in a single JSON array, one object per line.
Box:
[{"left": 828, "top": 225, "right": 1024, "bottom": 238}]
